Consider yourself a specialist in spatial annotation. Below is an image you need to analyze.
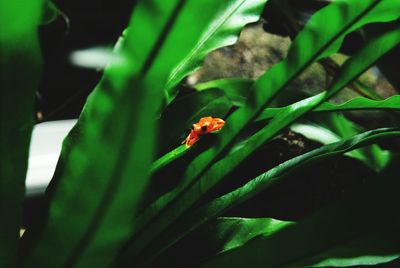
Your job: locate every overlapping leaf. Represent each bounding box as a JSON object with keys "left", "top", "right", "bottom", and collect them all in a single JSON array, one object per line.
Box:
[
  {"left": 116, "top": 1, "right": 400, "bottom": 262},
  {"left": 152, "top": 94, "right": 400, "bottom": 175},
  {"left": 20, "top": 0, "right": 268, "bottom": 267},
  {"left": 20, "top": 1, "right": 185, "bottom": 267},
  {"left": 200, "top": 153, "right": 400, "bottom": 268},
  {"left": 149, "top": 217, "right": 292, "bottom": 267},
  {"left": 163, "top": 0, "right": 267, "bottom": 102},
  {"left": 131, "top": 128, "right": 400, "bottom": 267}
]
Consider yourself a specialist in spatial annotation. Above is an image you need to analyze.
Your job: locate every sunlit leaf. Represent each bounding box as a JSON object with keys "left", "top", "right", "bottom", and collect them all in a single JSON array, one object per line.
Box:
[
  {"left": 163, "top": 0, "right": 267, "bottom": 102},
  {"left": 117, "top": 3, "right": 400, "bottom": 262},
  {"left": 132, "top": 128, "right": 400, "bottom": 266}
]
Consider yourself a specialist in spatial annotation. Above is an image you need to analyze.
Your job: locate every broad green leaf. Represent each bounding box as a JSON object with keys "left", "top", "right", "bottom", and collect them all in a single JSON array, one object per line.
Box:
[
  {"left": 200, "top": 154, "right": 400, "bottom": 268},
  {"left": 19, "top": 1, "right": 187, "bottom": 267},
  {"left": 116, "top": 11, "right": 400, "bottom": 262},
  {"left": 130, "top": 128, "right": 400, "bottom": 266},
  {"left": 0, "top": 0, "right": 42, "bottom": 267},
  {"left": 163, "top": 0, "right": 267, "bottom": 102},
  {"left": 20, "top": 0, "right": 264, "bottom": 267}
]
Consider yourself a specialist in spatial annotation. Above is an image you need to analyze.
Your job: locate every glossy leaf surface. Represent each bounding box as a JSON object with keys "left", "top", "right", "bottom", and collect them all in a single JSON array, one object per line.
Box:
[
  {"left": 20, "top": 0, "right": 266, "bottom": 267},
  {"left": 201, "top": 153, "right": 400, "bottom": 268},
  {"left": 257, "top": 94, "right": 400, "bottom": 121},
  {"left": 20, "top": 1, "right": 184, "bottom": 267},
  {"left": 118, "top": 6, "right": 400, "bottom": 261},
  {"left": 135, "top": 128, "right": 400, "bottom": 267},
  {"left": 163, "top": 0, "right": 267, "bottom": 102}
]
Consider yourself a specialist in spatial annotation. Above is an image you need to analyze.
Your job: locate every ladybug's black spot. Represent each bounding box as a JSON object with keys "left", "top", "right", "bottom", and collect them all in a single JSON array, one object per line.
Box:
[{"left": 201, "top": 125, "right": 208, "bottom": 132}]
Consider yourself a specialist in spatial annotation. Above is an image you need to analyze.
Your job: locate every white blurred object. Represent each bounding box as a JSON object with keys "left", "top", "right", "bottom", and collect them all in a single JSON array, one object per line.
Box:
[
  {"left": 25, "top": 119, "right": 77, "bottom": 196},
  {"left": 69, "top": 46, "right": 123, "bottom": 69}
]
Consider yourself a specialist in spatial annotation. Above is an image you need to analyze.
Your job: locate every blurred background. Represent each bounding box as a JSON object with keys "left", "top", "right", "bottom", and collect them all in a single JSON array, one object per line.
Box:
[{"left": 37, "top": 0, "right": 136, "bottom": 121}]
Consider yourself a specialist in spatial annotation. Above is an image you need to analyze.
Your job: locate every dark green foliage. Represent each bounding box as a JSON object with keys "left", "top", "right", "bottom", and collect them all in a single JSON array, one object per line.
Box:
[
  {"left": 1, "top": 0, "right": 399, "bottom": 267},
  {"left": 0, "top": 1, "right": 43, "bottom": 267}
]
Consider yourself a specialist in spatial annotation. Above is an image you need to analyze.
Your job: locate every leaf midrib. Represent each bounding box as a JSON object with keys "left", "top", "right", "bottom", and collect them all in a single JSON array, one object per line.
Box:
[
  {"left": 166, "top": 0, "right": 248, "bottom": 90},
  {"left": 116, "top": 0, "right": 383, "bottom": 262}
]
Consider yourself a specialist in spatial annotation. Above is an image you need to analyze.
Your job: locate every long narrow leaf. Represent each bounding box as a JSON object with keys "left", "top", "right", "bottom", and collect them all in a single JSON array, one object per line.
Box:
[
  {"left": 117, "top": 9, "right": 400, "bottom": 262},
  {"left": 137, "top": 0, "right": 400, "bottom": 230},
  {"left": 132, "top": 128, "right": 400, "bottom": 266},
  {"left": 20, "top": 1, "right": 186, "bottom": 267},
  {"left": 256, "top": 94, "right": 400, "bottom": 121},
  {"left": 200, "top": 154, "right": 400, "bottom": 268},
  {"left": 154, "top": 90, "right": 400, "bottom": 177},
  {"left": 149, "top": 217, "right": 292, "bottom": 267}
]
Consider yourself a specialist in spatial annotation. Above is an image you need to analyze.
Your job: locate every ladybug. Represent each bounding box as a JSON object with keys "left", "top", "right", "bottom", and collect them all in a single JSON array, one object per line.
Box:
[{"left": 182, "top": 116, "right": 225, "bottom": 147}]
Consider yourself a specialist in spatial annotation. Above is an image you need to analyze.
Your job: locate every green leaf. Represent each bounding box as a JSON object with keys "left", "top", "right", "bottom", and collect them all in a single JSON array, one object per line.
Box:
[
  {"left": 256, "top": 95, "right": 400, "bottom": 121},
  {"left": 200, "top": 154, "right": 400, "bottom": 268},
  {"left": 117, "top": 8, "right": 400, "bottom": 262},
  {"left": 149, "top": 217, "right": 292, "bottom": 267},
  {"left": 130, "top": 128, "right": 400, "bottom": 266},
  {"left": 20, "top": 0, "right": 264, "bottom": 266},
  {"left": 0, "top": 0, "right": 42, "bottom": 267},
  {"left": 290, "top": 113, "right": 393, "bottom": 172},
  {"left": 19, "top": 1, "right": 189, "bottom": 267},
  {"left": 163, "top": 0, "right": 267, "bottom": 102},
  {"left": 151, "top": 145, "right": 188, "bottom": 173}
]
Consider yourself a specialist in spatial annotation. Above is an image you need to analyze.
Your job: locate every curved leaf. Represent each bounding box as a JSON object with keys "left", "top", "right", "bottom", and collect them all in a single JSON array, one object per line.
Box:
[
  {"left": 116, "top": 14, "right": 400, "bottom": 262},
  {"left": 200, "top": 154, "right": 400, "bottom": 268},
  {"left": 256, "top": 94, "right": 400, "bottom": 121},
  {"left": 20, "top": 1, "right": 188, "bottom": 267},
  {"left": 0, "top": 0, "right": 42, "bottom": 266},
  {"left": 149, "top": 217, "right": 292, "bottom": 267},
  {"left": 20, "top": 0, "right": 264, "bottom": 267},
  {"left": 290, "top": 114, "right": 392, "bottom": 172},
  {"left": 163, "top": 0, "right": 267, "bottom": 102},
  {"left": 130, "top": 128, "right": 400, "bottom": 266}
]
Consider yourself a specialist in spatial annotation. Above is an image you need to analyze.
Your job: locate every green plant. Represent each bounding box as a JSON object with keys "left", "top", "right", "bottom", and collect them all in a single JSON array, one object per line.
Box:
[{"left": 1, "top": 0, "right": 399, "bottom": 267}]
